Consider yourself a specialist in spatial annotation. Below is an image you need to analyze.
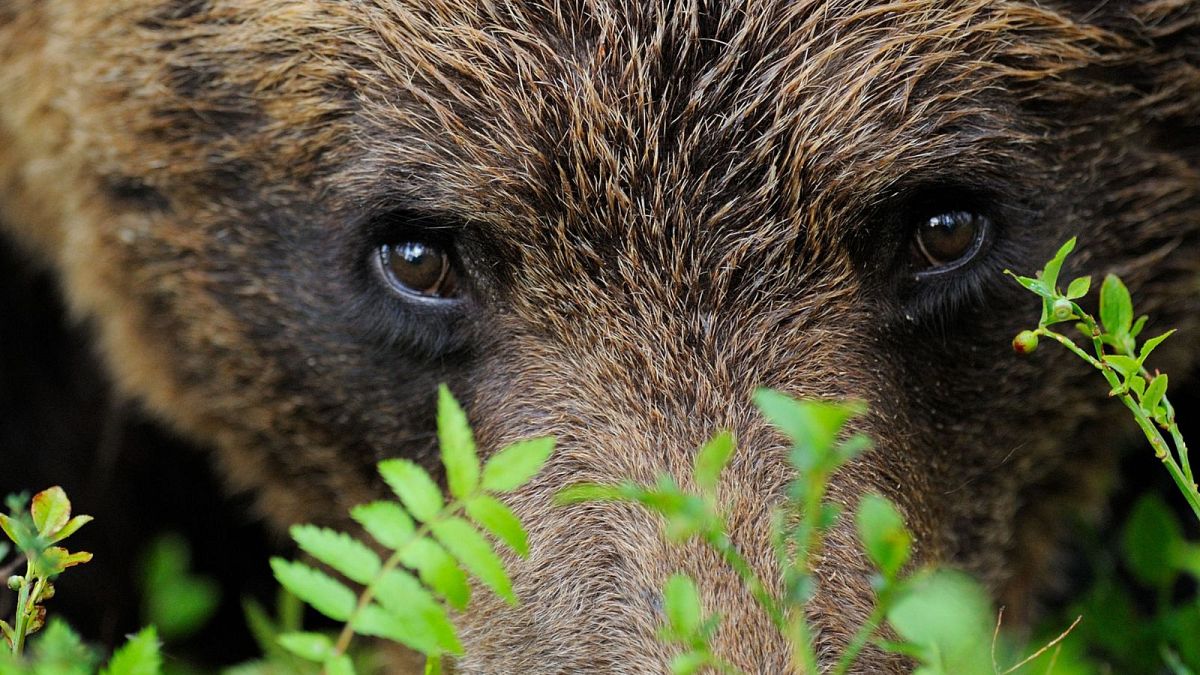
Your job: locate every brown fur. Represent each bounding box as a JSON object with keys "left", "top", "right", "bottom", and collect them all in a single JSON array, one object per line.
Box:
[{"left": 1, "top": 0, "right": 1198, "bottom": 671}]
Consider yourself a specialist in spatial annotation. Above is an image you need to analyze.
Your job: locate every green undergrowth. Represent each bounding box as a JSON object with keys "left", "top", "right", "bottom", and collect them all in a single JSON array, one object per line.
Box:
[{"left": 1007, "top": 238, "right": 1200, "bottom": 674}]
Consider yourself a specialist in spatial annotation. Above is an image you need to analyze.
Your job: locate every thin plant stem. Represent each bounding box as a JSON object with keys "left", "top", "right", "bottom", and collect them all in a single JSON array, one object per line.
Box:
[
  {"left": 789, "top": 614, "right": 820, "bottom": 675},
  {"left": 999, "top": 615, "right": 1081, "bottom": 675},
  {"left": 1170, "top": 423, "right": 1192, "bottom": 486},
  {"left": 328, "top": 500, "right": 466, "bottom": 665},
  {"left": 1040, "top": 324, "right": 1200, "bottom": 523},
  {"left": 1038, "top": 329, "right": 1104, "bottom": 370},
  {"left": 832, "top": 590, "right": 891, "bottom": 674},
  {"left": 790, "top": 470, "right": 833, "bottom": 672},
  {"left": 706, "top": 532, "right": 783, "bottom": 628},
  {"left": 10, "top": 560, "right": 33, "bottom": 657}
]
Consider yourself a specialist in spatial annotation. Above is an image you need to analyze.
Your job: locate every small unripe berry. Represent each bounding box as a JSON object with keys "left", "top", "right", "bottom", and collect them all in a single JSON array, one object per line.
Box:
[
  {"left": 6, "top": 575, "right": 21, "bottom": 591},
  {"left": 1052, "top": 298, "right": 1074, "bottom": 321},
  {"left": 1013, "top": 330, "right": 1039, "bottom": 354}
]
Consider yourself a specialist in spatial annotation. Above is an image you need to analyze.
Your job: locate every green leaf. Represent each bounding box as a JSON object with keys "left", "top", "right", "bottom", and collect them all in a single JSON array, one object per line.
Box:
[
  {"left": 140, "top": 535, "right": 220, "bottom": 642},
  {"left": 1139, "top": 330, "right": 1175, "bottom": 363},
  {"left": 1142, "top": 374, "right": 1168, "bottom": 414},
  {"left": 693, "top": 431, "right": 735, "bottom": 497},
  {"left": 437, "top": 385, "right": 479, "bottom": 499},
  {"left": 4, "top": 492, "right": 29, "bottom": 514},
  {"left": 1129, "top": 375, "right": 1147, "bottom": 398},
  {"left": 753, "top": 389, "right": 862, "bottom": 469},
  {"left": 481, "top": 437, "right": 556, "bottom": 493},
  {"left": 425, "top": 655, "right": 444, "bottom": 675},
  {"left": 1103, "top": 355, "right": 1141, "bottom": 379},
  {"left": 352, "top": 601, "right": 448, "bottom": 656},
  {"left": 886, "top": 570, "right": 993, "bottom": 674},
  {"left": 855, "top": 494, "right": 912, "bottom": 580},
  {"left": 49, "top": 515, "right": 93, "bottom": 544},
  {"left": 0, "top": 513, "right": 33, "bottom": 550},
  {"left": 554, "top": 483, "right": 627, "bottom": 504},
  {"left": 1100, "top": 274, "right": 1133, "bottom": 338},
  {"left": 465, "top": 494, "right": 529, "bottom": 557},
  {"left": 352, "top": 501, "right": 416, "bottom": 550},
  {"left": 242, "top": 598, "right": 289, "bottom": 662},
  {"left": 837, "top": 433, "right": 873, "bottom": 463},
  {"left": 430, "top": 517, "right": 515, "bottom": 603},
  {"left": 290, "top": 525, "right": 382, "bottom": 585},
  {"left": 817, "top": 502, "right": 842, "bottom": 532},
  {"left": 1066, "top": 275, "right": 1092, "bottom": 300},
  {"left": 32, "top": 545, "right": 92, "bottom": 577},
  {"left": 1041, "top": 237, "right": 1077, "bottom": 292},
  {"left": 277, "top": 632, "right": 333, "bottom": 663},
  {"left": 1162, "top": 647, "right": 1195, "bottom": 675},
  {"left": 670, "top": 652, "right": 710, "bottom": 675},
  {"left": 1164, "top": 602, "right": 1200, "bottom": 669},
  {"left": 400, "top": 538, "right": 471, "bottom": 610},
  {"left": 1004, "top": 270, "right": 1050, "bottom": 298},
  {"left": 324, "top": 654, "right": 356, "bottom": 675},
  {"left": 31, "top": 618, "right": 100, "bottom": 671},
  {"left": 662, "top": 574, "right": 702, "bottom": 638},
  {"left": 31, "top": 487, "right": 72, "bottom": 539},
  {"left": 1122, "top": 494, "right": 1184, "bottom": 588},
  {"left": 372, "top": 569, "right": 462, "bottom": 654},
  {"left": 1131, "top": 315, "right": 1149, "bottom": 338},
  {"left": 270, "top": 558, "right": 357, "bottom": 621},
  {"left": 378, "top": 459, "right": 444, "bottom": 523},
  {"left": 100, "top": 627, "right": 162, "bottom": 675}
]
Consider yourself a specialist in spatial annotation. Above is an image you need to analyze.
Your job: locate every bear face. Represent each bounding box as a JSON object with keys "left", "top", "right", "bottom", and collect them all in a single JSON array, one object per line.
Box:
[{"left": 0, "top": 0, "right": 1197, "bottom": 671}]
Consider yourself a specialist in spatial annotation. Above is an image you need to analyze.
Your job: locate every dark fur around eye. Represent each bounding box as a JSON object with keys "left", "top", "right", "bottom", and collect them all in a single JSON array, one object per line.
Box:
[
  {"left": 876, "top": 184, "right": 1041, "bottom": 325},
  {"left": 340, "top": 207, "right": 475, "bottom": 358}
]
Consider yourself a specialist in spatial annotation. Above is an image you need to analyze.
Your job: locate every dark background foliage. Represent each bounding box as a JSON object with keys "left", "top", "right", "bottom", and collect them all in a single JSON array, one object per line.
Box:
[{"left": 0, "top": 236, "right": 277, "bottom": 668}]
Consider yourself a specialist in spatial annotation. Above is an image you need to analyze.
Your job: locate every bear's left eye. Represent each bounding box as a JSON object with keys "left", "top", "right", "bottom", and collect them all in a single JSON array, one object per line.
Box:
[
  {"left": 375, "top": 241, "right": 459, "bottom": 299},
  {"left": 913, "top": 210, "right": 989, "bottom": 273}
]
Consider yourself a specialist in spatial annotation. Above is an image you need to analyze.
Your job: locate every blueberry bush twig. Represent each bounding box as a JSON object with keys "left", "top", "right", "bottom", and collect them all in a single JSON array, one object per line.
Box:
[
  {"left": 1006, "top": 237, "right": 1200, "bottom": 523},
  {"left": 0, "top": 488, "right": 164, "bottom": 674},
  {"left": 559, "top": 391, "right": 1062, "bottom": 675},
  {"left": 0, "top": 487, "right": 93, "bottom": 657},
  {"left": 270, "top": 384, "right": 555, "bottom": 675}
]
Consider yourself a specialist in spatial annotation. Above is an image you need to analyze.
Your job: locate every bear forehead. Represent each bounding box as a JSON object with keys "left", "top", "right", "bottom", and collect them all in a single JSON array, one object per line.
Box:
[
  {"left": 346, "top": 0, "right": 1048, "bottom": 231},
  {"left": 95, "top": 0, "right": 1109, "bottom": 286}
]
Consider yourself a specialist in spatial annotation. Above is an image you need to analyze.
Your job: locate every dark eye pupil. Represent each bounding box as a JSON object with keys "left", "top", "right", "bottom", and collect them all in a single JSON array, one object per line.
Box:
[
  {"left": 916, "top": 211, "right": 982, "bottom": 267},
  {"left": 380, "top": 242, "right": 456, "bottom": 297}
]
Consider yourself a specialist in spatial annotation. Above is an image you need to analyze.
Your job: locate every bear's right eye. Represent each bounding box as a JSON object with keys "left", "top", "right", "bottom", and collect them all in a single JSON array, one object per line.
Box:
[
  {"left": 913, "top": 210, "right": 989, "bottom": 272},
  {"left": 375, "top": 241, "right": 459, "bottom": 299}
]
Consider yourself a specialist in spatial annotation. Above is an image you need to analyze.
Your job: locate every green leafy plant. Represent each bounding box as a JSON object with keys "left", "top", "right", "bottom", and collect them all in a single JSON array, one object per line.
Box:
[
  {"left": 1038, "top": 492, "right": 1200, "bottom": 674},
  {"left": 270, "top": 384, "right": 555, "bottom": 674},
  {"left": 0, "top": 488, "right": 164, "bottom": 674},
  {"left": 1007, "top": 237, "right": 1199, "bottom": 522},
  {"left": 657, "top": 572, "right": 740, "bottom": 674},
  {"left": 138, "top": 534, "right": 220, "bottom": 644},
  {"left": 560, "top": 392, "right": 1071, "bottom": 674},
  {"left": 0, "top": 487, "right": 94, "bottom": 656},
  {"left": 1008, "top": 238, "right": 1200, "bottom": 674}
]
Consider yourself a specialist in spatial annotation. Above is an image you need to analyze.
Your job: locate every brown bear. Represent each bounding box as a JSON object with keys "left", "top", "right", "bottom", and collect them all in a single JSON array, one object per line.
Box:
[{"left": 0, "top": 0, "right": 1197, "bottom": 671}]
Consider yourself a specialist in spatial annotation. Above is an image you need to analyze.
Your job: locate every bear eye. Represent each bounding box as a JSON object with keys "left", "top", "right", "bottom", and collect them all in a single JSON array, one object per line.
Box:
[
  {"left": 376, "top": 241, "right": 459, "bottom": 299},
  {"left": 913, "top": 210, "right": 989, "bottom": 272}
]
